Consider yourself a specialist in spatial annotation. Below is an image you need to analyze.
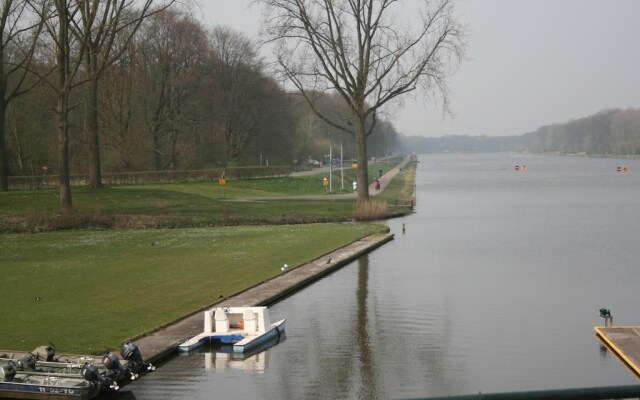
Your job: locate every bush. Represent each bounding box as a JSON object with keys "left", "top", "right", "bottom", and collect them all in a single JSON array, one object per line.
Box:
[{"left": 353, "top": 199, "right": 388, "bottom": 220}]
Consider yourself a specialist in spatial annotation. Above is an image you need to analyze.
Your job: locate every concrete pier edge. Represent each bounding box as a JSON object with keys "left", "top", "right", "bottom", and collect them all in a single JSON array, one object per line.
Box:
[{"left": 131, "top": 232, "right": 394, "bottom": 365}]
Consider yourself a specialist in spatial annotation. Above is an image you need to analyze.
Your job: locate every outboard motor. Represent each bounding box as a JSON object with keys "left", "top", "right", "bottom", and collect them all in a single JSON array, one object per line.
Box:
[
  {"left": 120, "top": 342, "right": 155, "bottom": 373},
  {"left": 16, "top": 354, "right": 37, "bottom": 371},
  {"left": 102, "top": 351, "right": 137, "bottom": 381},
  {"left": 0, "top": 362, "right": 16, "bottom": 381},
  {"left": 81, "top": 362, "right": 118, "bottom": 391}
]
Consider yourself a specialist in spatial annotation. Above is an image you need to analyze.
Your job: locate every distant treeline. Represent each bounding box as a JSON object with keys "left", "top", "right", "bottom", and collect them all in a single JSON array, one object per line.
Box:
[{"left": 401, "top": 108, "right": 640, "bottom": 155}]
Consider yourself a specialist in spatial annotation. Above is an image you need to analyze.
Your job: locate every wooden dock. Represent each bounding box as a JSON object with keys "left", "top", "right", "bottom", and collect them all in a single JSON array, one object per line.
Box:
[{"left": 595, "top": 326, "right": 640, "bottom": 378}]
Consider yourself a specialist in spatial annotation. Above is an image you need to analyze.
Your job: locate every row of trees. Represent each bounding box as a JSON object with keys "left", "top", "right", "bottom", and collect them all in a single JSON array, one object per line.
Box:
[
  {"left": 2, "top": 0, "right": 466, "bottom": 211},
  {"left": 2, "top": 2, "right": 404, "bottom": 199},
  {"left": 402, "top": 108, "right": 640, "bottom": 155},
  {"left": 519, "top": 108, "right": 640, "bottom": 155}
]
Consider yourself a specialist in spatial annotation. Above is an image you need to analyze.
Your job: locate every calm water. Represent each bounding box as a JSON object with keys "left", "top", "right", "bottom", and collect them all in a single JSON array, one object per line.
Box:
[{"left": 112, "top": 153, "right": 640, "bottom": 399}]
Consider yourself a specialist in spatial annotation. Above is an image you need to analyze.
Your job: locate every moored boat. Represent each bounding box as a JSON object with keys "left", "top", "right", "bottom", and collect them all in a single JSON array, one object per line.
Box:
[
  {"left": 0, "top": 364, "right": 105, "bottom": 400},
  {"left": 178, "top": 306, "right": 286, "bottom": 354},
  {"left": 0, "top": 341, "right": 155, "bottom": 399}
]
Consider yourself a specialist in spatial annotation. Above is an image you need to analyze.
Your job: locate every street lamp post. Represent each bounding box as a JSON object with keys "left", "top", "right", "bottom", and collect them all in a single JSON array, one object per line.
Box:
[
  {"left": 340, "top": 142, "right": 344, "bottom": 190},
  {"left": 329, "top": 145, "right": 333, "bottom": 192}
]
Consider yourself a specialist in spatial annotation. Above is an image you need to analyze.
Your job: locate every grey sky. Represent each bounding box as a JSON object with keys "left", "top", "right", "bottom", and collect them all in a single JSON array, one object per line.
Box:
[{"left": 201, "top": 0, "right": 640, "bottom": 137}]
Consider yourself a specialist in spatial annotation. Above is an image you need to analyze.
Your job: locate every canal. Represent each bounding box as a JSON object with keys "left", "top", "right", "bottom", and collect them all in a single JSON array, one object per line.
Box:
[{"left": 113, "top": 153, "right": 640, "bottom": 399}]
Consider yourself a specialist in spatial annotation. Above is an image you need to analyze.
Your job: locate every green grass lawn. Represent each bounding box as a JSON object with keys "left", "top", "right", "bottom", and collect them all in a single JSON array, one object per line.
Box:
[
  {"left": 0, "top": 159, "right": 411, "bottom": 232},
  {"left": 0, "top": 223, "right": 387, "bottom": 354}
]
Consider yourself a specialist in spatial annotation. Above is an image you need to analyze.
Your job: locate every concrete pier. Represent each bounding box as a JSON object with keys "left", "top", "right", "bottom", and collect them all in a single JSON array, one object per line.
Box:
[{"left": 133, "top": 233, "right": 394, "bottom": 364}]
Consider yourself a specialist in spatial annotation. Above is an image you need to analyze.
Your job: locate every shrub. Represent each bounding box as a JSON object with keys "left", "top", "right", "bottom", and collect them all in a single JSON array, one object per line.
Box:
[{"left": 353, "top": 199, "right": 388, "bottom": 220}]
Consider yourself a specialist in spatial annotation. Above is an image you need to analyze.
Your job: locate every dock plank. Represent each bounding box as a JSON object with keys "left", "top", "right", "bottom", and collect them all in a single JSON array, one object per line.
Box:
[{"left": 595, "top": 326, "right": 640, "bottom": 378}]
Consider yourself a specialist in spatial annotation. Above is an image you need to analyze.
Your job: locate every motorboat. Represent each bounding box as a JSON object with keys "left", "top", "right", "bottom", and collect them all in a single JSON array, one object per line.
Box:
[
  {"left": 0, "top": 368, "right": 103, "bottom": 400},
  {"left": 178, "top": 306, "right": 286, "bottom": 354},
  {"left": 0, "top": 341, "right": 154, "bottom": 399}
]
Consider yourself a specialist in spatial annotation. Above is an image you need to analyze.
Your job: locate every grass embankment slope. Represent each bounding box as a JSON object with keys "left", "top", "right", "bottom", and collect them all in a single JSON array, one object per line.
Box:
[{"left": 0, "top": 159, "right": 416, "bottom": 353}]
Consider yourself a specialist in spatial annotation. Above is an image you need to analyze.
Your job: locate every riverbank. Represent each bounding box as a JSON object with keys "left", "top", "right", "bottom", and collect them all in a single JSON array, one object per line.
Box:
[
  {"left": 0, "top": 224, "right": 388, "bottom": 353},
  {"left": 0, "top": 159, "right": 414, "bottom": 233},
  {"left": 0, "top": 159, "right": 415, "bottom": 355},
  {"left": 133, "top": 233, "right": 394, "bottom": 364}
]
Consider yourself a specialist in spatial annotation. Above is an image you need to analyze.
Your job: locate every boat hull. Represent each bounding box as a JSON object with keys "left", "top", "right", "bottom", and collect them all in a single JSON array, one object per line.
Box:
[
  {"left": 0, "top": 379, "right": 99, "bottom": 400},
  {"left": 233, "top": 319, "right": 286, "bottom": 354},
  {"left": 178, "top": 333, "right": 245, "bottom": 352}
]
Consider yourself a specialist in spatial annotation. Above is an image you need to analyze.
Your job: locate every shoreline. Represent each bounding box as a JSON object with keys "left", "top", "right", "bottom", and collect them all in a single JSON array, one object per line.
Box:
[{"left": 131, "top": 232, "right": 394, "bottom": 365}]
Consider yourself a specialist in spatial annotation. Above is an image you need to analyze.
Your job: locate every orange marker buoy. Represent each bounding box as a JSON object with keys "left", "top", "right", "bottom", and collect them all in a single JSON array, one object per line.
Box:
[
  {"left": 514, "top": 165, "right": 520, "bottom": 171},
  {"left": 617, "top": 166, "right": 622, "bottom": 172}
]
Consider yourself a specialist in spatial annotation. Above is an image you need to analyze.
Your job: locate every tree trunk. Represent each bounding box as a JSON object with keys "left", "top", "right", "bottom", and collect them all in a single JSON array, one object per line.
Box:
[
  {"left": 58, "top": 88, "right": 73, "bottom": 215},
  {"left": 87, "top": 77, "right": 102, "bottom": 188},
  {"left": 56, "top": 1, "right": 73, "bottom": 214},
  {"left": 153, "top": 129, "right": 162, "bottom": 171},
  {"left": 0, "top": 93, "right": 7, "bottom": 191},
  {"left": 10, "top": 111, "right": 24, "bottom": 174},
  {"left": 355, "top": 115, "right": 370, "bottom": 205}
]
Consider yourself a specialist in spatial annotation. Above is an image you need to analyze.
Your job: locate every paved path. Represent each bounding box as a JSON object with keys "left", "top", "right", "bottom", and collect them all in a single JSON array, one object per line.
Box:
[
  {"left": 134, "top": 233, "right": 394, "bottom": 364},
  {"left": 228, "top": 158, "right": 409, "bottom": 202}
]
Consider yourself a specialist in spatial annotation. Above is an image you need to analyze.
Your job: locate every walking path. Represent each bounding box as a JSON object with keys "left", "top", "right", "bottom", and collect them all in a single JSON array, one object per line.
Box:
[
  {"left": 228, "top": 158, "right": 409, "bottom": 202},
  {"left": 134, "top": 233, "right": 394, "bottom": 364}
]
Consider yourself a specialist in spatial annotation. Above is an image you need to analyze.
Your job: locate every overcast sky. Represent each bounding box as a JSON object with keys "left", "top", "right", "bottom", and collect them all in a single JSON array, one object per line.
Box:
[{"left": 199, "top": 0, "right": 640, "bottom": 137}]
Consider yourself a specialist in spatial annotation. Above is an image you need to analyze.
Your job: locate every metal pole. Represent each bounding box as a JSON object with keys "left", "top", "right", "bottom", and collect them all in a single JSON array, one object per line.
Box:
[
  {"left": 340, "top": 142, "right": 344, "bottom": 190},
  {"left": 329, "top": 145, "right": 333, "bottom": 192}
]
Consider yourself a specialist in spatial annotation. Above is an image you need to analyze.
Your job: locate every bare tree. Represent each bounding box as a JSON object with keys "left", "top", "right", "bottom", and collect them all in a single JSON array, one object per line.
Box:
[
  {"left": 0, "top": 0, "right": 47, "bottom": 191},
  {"left": 75, "top": 0, "right": 175, "bottom": 188},
  {"left": 100, "top": 44, "right": 139, "bottom": 170},
  {"left": 44, "top": 0, "right": 85, "bottom": 214},
  {"left": 209, "top": 26, "right": 263, "bottom": 165},
  {"left": 257, "top": 0, "right": 465, "bottom": 203},
  {"left": 36, "top": 0, "right": 178, "bottom": 212},
  {"left": 136, "top": 9, "right": 208, "bottom": 170}
]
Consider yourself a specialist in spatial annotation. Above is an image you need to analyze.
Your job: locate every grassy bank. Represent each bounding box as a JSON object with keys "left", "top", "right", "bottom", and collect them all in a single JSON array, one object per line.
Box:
[
  {"left": 0, "top": 223, "right": 387, "bottom": 353},
  {"left": 0, "top": 159, "right": 413, "bottom": 232}
]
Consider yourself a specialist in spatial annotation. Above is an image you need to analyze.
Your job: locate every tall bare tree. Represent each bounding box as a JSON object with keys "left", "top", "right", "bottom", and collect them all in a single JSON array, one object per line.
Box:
[
  {"left": 0, "top": 0, "right": 47, "bottom": 191},
  {"left": 209, "top": 26, "right": 261, "bottom": 165},
  {"left": 39, "top": 0, "right": 178, "bottom": 212},
  {"left": 136, "top": 9, "right": 208, "bottom": 170},
  {"left": 45, "top": 0, "right": 85, "bottom": 214},
  {"left": 75, "top": 0, "right": 175, "bottom": 188},
  {"left": 258, "top": 0, "right": 465, "bottom": 203}
]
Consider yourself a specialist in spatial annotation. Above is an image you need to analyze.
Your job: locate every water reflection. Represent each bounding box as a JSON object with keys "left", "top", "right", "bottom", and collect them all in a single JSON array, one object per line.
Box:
[
  {"left": 356, "top": 255, "right": 376, "bottom": 399},
  {"left": 203, "top": 347, "right": 267, "bottom": 373}
]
